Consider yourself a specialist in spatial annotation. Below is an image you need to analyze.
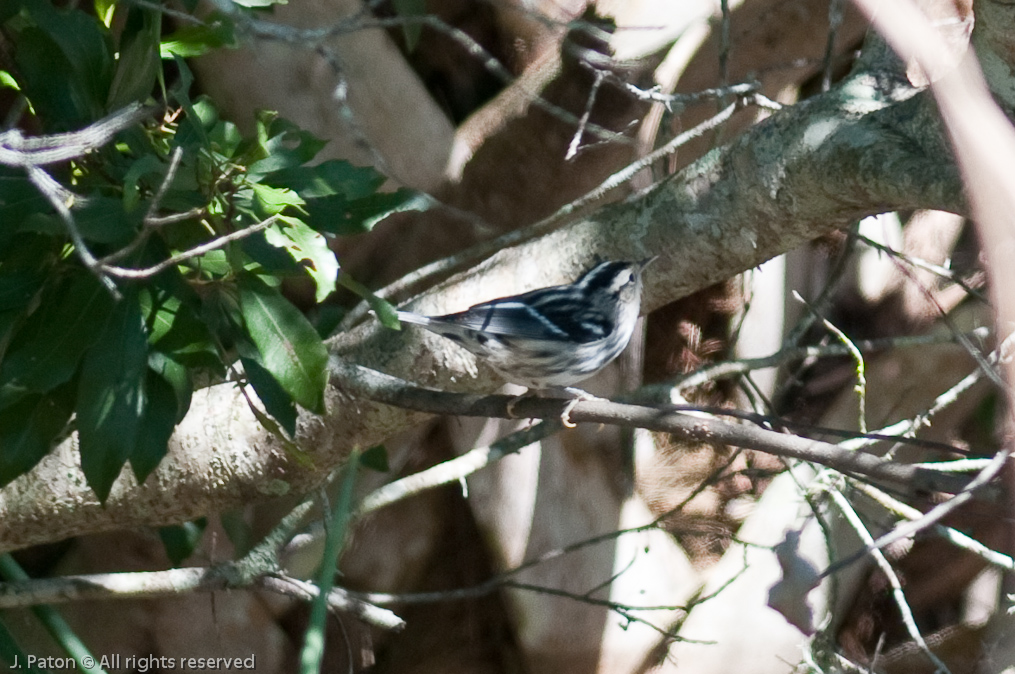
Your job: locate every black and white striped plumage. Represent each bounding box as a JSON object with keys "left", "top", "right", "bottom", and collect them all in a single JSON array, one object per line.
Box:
[{"left": 396, "top": 259, "right": 651, "bottom": 389}]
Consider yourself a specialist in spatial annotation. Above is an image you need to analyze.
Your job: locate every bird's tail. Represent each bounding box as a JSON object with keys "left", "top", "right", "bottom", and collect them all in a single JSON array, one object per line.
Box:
[{"left": 395, "top": 310, "right": 431, "bottom": 327}]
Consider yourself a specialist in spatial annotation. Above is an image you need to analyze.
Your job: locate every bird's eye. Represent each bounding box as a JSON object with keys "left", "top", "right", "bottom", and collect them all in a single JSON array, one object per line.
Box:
[{"left": 609, "top": 270, "right": 634, "bottom": 293}]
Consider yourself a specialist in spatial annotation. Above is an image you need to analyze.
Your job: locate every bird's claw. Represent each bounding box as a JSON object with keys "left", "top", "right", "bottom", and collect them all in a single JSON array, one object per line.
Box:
[
  {"left": 560, "top": 397, "right": 581, "bottom": 428},
  {"left": 506, "top": 391, "right": 532, "bottom": 419},
  {"left": 506, "top": 387, "right": 602, "bottom": 428}
]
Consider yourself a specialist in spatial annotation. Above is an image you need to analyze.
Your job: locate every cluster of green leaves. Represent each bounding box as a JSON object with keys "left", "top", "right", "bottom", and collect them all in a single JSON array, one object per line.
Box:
[{"left": 0, "top": 0, "right": 416, "bottom": 501}]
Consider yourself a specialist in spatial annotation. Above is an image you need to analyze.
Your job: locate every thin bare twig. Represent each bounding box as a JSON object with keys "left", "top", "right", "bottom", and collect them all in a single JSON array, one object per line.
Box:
[
  {"left": 329, "top": 360, "right": 978, "bottom": 496},
  {"left": 851, "top": 479, "right": 1014, "bottom": 570},
  {"left": 656, "top": 328, "right": 989, "bottom": 394},
  {"left": 795, "top": 290, "right": 868, "bottom": 433},
  {"left": 718, "top": 0, "right": 732, "bottom": 100},
  {"left": 566, "top": 68, "right": 605, "bottom": 160},
  {"left": 0, "top": 496, "right": 404, "bottom": 631},
  {"left": 858, "top": 232, "right": 1002, "bottom": 391},
  {"left": 839, "top": 330, "right": 1014, "bottom": 452},
  {"left": 356, "top": 420, "right": 560, "bottom": 516},
  {"left": 103, "top": 216, "right": 280, "bottom": 280},
  {"left": 0, "top": 567, "right": 402, "bottom": 631},
  {"left": 100, "top": 147, "right": 190, "bottom": 265},
  {"left": 855, "top": 233, "right": 987, "bottom": 304},
  {"left": 145, "top": 146, "right": 186, "bottom": 224},
  {"left": 579, "top": 61, "right": 761, "bottom": 112},
  {"left": 25, "top": 166, "right": 119, "bottom": 296},
  {"left": 821, "top": 447, "right": 1009, "bottom": 578},
  {"left": 826, "top": 486, "right": 952, "bottom": 674},
  {"left": 781, "top": 224, "right": 860, "bottom": 349},
  {"left": 822, "top": 0, "right": 845, "bottom": 91}
]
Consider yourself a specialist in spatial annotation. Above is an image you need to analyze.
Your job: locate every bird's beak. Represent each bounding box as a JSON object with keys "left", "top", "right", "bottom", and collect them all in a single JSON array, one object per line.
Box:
[{"left": 638, "top": 255, "right": 660, "bottom": 271}]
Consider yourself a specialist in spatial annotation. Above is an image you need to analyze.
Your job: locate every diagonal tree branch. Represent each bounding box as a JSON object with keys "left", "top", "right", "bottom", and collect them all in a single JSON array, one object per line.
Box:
[{"left": 328, "top": 361, "right": 977, "bottom": 498}]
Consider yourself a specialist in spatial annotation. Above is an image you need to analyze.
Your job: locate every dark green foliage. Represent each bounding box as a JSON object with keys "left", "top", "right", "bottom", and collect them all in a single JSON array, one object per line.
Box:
[
  {"left": 360, "top": 444, "right": 390, "bottom": 472},
  {"left": 158, "top": 518, "right": 207, "bottom": 566},
  {"left": 76, "top": 287, "right": 149, "bottom": 502},
  {"left": 0, "top": 0, "right": 423, "bottom": 498}
]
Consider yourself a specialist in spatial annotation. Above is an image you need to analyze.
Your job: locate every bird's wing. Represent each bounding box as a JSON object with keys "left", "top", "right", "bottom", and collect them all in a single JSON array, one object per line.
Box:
[{"left": 439, "top": 297, "right": 613, "bottom": 342}]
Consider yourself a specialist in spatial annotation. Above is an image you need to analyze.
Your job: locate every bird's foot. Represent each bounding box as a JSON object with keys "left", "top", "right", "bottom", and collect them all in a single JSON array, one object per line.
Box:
[
  {"left": 505, "top": 387, "right": 604, "bottom": 427},
  {"left": 558, "top": 387, "right": 605, "bottom": 428},
  {"left": 506, "top": 390, "right": 535, "bottom": 419}
]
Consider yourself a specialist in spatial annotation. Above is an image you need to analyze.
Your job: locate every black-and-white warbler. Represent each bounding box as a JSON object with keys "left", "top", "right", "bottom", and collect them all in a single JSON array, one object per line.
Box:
[{"left": 396, "top": 259, "right": 653, "bottom": 417}]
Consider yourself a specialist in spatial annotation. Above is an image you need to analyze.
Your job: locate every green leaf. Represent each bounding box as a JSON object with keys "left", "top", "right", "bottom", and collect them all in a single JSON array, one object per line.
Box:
[
  {"left": 169, "top": 56, "right": 208, "bottom": 149},
  {"left": 268, "top": 160, "right": 385, "bottom": 200},
  {"left": 135, "top": 245, "right": 221, "bottom": 370},
  {"left": 311, "top": 304, "right": 345, "bottom": 339},
  {"left": 0, "top": 233, "right": 55, "bottom": 311},
  {"left": 94, "top": 0, "right": 115, "bottom": 26},
  {"left": 0, "top": 71, "right": 19, "bottom": 90},
  {"left": 183, "top": 249, "right": 231, "bottom": 277},
  {"left": 122, "top": 351, "right": 186, "bottom": 485},
  {"left": 360, "top": 445, "right": 389, "bottom": 472},
  {"left": 241, "top": 355, "right": 297, "bottom": 436},
  {"left": 0, "top": 273, "right": 115, "bottom": 394},
  {"left": 299, "top": 453, "right": 357, "bottom": 674},
  {"left": 240, "top": 230, "right": 304, "bottom": 276},
  {"left": 189, "top": 98, "right": 220, "bottom": 134},
  {"left": 266, "top": 160, "right": 428, "bottom": 235},
  {"left": 343, "top": 189, "right": 428, "bottom": 234},
  {"left": 336, "top": 272, "right": 399, "bottom": 329},
  {"left": 0, "top": 311, "right": 21, "bottom": 363},
  {"left": 200, "top": 282, "right": 244, "bottom": 346},
  {"left": 0, "top": 387, "right": 73, "bottom": 488},
  {"left": 76, "top": 288, "right": 149, "bottom": 502},
  {"left": 245, "top": 118, "right": 327, "bottom": 177},
  {"left": 142, "top": 290, "right": 181, "bottom": 343},
  {"left": 148, "top": 351, "right": 192, "bottom": 422},
  {"left": 242, "top": 109, "right": 275, "bottom": 166},
  {"left": 285, "top": 193, "right": 345, "bottom": 234},
  {"left": 106, "top": 5, "right": 161, "bottom": 110},
  {"left": 238, "top": 273, "right": 327, "bottom": 414},
  {"left": 160, "top": 17, "right": 235, "bottom": 59},
  {"left": 392, "top": 0, "right": 425, "bottom": 52},
  {"left": 0, "top": 0, "right": 21, "bottom": 26},
  {"left": 219, "top": 510, "right": 253, "bottom": 556},
  {"left": 73, "top": 195, "right": 142, "bottom": 244},
  {"left": 15, "top": 0, "right": 114, "bottom": 128},
  {"left": 208, "top": 116, "right": 243, "bottom": 159},
  {"left": 0, "top": 166, "right": 50, "bottom": 243},
  {"left": 251, "top": 183, "right": 305, "bottom": 217},
  {"left": 158, "top": 519, "right": 207, "bottom": 566},
  {"left": 12, "top": 29, "right": 83, "bottom": 128},
  {"left": 265, "top": 217, "right": 338, "bottom": 302},
  {"left": 0, "top": 271, "right": 42, "bottom": 312},
  {"left": 122, "top": 153, "right": 164, "bottom": 213},
  {"left": 130, "top": 364, "right": 183, "bottom": 483}
]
